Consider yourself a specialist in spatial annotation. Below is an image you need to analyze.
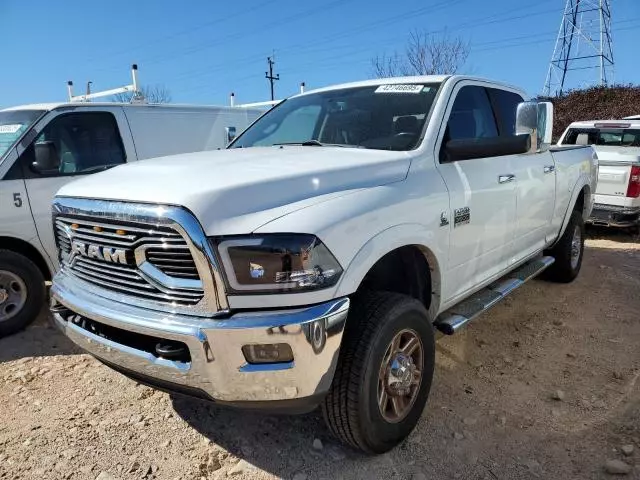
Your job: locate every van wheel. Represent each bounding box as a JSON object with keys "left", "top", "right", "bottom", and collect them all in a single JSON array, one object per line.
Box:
[
  {"left": 321, "top": 292, "right": 435, "bottom": 453},
  {"left": 0, "top": 250, "right": 46, "bottom": 338},
  {"left": 544, "top": 210, "right": 585, "bottom": 283}
]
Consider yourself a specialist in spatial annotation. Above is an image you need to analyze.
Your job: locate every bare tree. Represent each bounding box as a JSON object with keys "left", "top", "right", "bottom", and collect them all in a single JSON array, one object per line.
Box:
[
  {"left": 112, "top": 84, "right": 172, "bottom": 103},
  {"left": 372, "top": 30, "right": 470, "bottom": 78}
]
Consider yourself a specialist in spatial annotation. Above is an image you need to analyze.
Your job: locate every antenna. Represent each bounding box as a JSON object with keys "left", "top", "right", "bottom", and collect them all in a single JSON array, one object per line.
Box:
[
  {"left": 544, "top": 0, "right": 614, "bottom": 96},
  {"left": 67, "top": 64, "right": 142, "bottom": 102}
]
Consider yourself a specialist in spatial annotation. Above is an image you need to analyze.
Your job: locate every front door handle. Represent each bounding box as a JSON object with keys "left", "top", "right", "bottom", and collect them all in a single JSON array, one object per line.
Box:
[
  {"left": 498, "top": 174, "right": 516, "bottom": 184},
  {"left": 544, "top": 165, "right": 555, "bottom": 174}
]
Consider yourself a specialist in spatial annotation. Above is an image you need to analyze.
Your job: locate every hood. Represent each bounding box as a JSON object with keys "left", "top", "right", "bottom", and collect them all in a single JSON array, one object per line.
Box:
[{"left": 57, "top": 146, "right": 411, "bottom": 235}]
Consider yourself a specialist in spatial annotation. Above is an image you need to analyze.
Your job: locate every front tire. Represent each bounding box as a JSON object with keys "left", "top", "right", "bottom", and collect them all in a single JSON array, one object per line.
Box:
[
  {"left": 322, "top": 292, "right": 435, "bottom": 453},
  {"left": 544, "top": 210, "right": 585, "bottom": 283},
  {"left": 0, "top": 250, "right": 46, "bottom": 338}
]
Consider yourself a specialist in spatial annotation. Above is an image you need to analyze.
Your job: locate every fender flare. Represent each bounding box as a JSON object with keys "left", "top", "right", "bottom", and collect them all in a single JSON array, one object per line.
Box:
[
  {"left": 334, "top": 223, "right": 444, "bottom": 316},
  {"left": 552, "top": 175, "right": 592, "bottom": 247}
]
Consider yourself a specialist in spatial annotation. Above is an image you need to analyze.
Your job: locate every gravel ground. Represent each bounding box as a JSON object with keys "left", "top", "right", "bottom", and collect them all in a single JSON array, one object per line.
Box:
[{"left": 1, "top": 229, "right": 639, "bottom": 480}]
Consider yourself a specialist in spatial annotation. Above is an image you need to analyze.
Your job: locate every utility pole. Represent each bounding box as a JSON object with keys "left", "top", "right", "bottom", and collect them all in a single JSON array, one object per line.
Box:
[{"left": 265, "top": 56, "right": 280, "bottom": 101}]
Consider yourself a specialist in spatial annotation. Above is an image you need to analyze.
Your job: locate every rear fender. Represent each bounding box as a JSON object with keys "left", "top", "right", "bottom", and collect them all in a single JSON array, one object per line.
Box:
[{"left": 552, "top": 178, "right": 592, "bottom": 247}]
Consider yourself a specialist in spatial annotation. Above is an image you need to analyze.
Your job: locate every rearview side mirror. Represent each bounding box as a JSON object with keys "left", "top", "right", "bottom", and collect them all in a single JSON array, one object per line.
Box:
[
  {"left": 225, "top": 126, "right": 237, "bottom": 144},
  {"left": 516, "top": 101, "right": 554, "bottom": 153},
  {"left": 444, "top": 135, "right": 531, "bottom": 162},
  {"left": 32, "top": 141, "right": 60, "bottom": 173},
  {"left": 537, "top": 101, "right": 554, "bottom": 148}
]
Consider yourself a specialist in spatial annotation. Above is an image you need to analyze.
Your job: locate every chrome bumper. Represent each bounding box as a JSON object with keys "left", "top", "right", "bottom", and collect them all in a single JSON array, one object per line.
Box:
[{"left": 51, "top": 271, "right": 349, "bottom": 406}]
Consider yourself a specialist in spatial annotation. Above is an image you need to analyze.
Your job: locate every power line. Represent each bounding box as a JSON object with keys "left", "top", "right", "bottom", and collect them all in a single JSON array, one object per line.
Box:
[
  {"left": 172, "top": 0, "right": 549, "bottom": 87},
  {"left": 83, "top": 0, "right": 278, "bottom": 71}
]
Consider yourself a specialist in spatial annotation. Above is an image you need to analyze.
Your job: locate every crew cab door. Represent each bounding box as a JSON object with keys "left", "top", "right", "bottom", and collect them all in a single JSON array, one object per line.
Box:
[
  {"left": 486, "top": 88, "right": 556, "bottom": 262},
  {"left": 14, "top": 107, "right": 135, "bottom": 267},
  {"left": 436, "top": 83, "right": 518, "bottom": 301}
]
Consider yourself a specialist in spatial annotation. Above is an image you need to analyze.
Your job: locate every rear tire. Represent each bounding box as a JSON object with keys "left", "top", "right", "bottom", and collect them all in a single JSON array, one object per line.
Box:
[
  {"left": 0, "top": 250, "right": 46, "bottom": 338},
  {"left": 321, "top": 292, "right": 435, "bottom": 454},
  {"left": 544, "top": 210, "right": 585, "bottom": 283}
]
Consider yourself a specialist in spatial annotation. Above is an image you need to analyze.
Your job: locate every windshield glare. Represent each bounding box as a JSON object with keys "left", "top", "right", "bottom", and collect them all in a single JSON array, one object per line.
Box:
[
  {"left": 562, "top": 127, "right": 640, "bottom": 147},
  {"left": 231, "top": 83, "right": 441, "bottom": 151},
  {"left": 0, "top": 110, "right": 44, "bottom": 159}
]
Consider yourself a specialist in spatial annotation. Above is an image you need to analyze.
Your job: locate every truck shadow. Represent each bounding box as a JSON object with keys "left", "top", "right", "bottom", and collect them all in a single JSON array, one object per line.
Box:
[
  {"left": 169, "top": 394, "right": 366, "bottom": 477},
  {"left": 586, "top": 224, "right": 639, "bottom": 243},
  {"left": 0, "top": 306, "right": 80, "bottom": 363}
]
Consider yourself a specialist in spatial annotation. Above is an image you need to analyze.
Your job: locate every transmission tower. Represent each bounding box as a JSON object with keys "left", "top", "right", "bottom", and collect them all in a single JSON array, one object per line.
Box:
[{"left": 543, "top": 0, "right": 613, "bottom": 96}]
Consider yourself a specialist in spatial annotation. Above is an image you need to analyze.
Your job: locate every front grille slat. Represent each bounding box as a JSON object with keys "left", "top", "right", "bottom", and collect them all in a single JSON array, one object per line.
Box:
[
  {"left": 74, "top": 260, "right": 142, "bottom": 282},
  {"left": 146, "top": 257, "right": 195, "bottom": 264},
  {"left": 75, "top": 256, "right": 137, "bottom": 274},
  {"left": 72, "top": 267, "right": 156, "bottom": 290},
  {"left": 59, "top": 231, "right": 134, "bottom": 247},
  {"left": 56, "top": 216, "right": 180, "bottom": 236},
  {"left": 55, "top": 222, "right": 137, "bottom": 241},
  {"left": 69, "top": 270, "right": 200, "bottom": 304},
  {"left": 55, "top": 216, "right": 204, "bottom": 307}
]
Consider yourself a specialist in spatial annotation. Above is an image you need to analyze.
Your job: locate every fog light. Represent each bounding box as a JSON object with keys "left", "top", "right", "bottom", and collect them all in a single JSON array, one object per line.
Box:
[{"left": 242, "top": 343, "right": 293, "bottom": 364}]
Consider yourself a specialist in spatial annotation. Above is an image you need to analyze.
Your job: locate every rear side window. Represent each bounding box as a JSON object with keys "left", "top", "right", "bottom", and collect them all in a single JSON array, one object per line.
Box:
[
  {"left": 446, "top": 86, "right": 499, "bottom": 141},
  {"left": 487, "top": 88, "right": 524, "bottom": 136},
  {"left": 562, "top": 128, "right": 640, "bottom": 146}
]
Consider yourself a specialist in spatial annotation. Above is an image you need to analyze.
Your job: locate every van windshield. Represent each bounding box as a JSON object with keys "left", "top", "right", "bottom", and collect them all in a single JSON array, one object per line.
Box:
[
  {"left": 562, "top": 127, "right": 640, "bottom": 147},
  {"left": 230, "top": 83, "right": 441, "bottom": 151},
  {"left": 0, "top": 110, "right": 45, "bottom": 159}
]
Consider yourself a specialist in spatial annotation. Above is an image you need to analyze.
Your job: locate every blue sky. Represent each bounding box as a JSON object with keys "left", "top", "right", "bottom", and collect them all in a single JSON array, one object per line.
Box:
[{"left": 1, "top": 0, "right": 637, "bottom": 108}]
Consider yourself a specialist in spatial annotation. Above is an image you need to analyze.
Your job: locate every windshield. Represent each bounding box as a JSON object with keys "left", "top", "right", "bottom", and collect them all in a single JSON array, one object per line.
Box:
[
  {"left": 0, "top": 110, "right": 44, "bottom": 159},
  {"left": 230, "top": 83, "right": 441, "bottom": 151},
  {"left": 562, "top": 128, "right": 640, "bottom": 147}
]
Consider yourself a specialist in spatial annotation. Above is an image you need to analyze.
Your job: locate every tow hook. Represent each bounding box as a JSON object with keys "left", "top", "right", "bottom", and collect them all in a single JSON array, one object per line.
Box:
[{"left": 155, "top": 341, "right": 189, "bottom": 361}]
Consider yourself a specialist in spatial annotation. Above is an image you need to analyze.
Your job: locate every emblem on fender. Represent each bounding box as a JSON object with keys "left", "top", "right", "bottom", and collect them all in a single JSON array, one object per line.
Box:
[{"left": 70, "top": 240, "right": 129, "bottom": 264}]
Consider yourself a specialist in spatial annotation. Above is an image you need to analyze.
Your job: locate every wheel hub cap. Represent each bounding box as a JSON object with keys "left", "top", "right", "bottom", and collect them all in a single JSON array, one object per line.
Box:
[
  {"left": 0, "top": 271, "right": 28, "bottom": 323},
  {"left": 377, "top": 329, "right": 424, "bottom": 423},
  {"left": 388, "top": 353, "right": 416, "bottom": 393}
]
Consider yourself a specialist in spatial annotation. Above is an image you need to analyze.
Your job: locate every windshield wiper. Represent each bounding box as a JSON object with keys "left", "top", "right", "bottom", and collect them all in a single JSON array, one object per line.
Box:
[
  {"left": 79, "top": 163, "right": 121, "bottom": 174},
  {"left": 273, "top": 140, "right": 325, "bottom": 147},
  {"left": 272, "top": 140, "right": 365, "bottom": 148}
]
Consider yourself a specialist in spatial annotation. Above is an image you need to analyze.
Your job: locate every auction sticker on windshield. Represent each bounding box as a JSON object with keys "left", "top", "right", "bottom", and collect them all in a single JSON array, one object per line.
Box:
[
  {"left": 375, "top": 84, "right": 425, "bottom": 94},
  {"left": 0, "top": 124, "right": 22, "bottom": 134}
]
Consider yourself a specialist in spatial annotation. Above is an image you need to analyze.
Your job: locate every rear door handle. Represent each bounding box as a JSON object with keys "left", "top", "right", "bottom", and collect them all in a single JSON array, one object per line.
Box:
[
  {"left": 544, "top": 165, "right": 555, "bottom": 174},
  {"left": 498, "top": 174, "right": 516, "bottom": 184}
]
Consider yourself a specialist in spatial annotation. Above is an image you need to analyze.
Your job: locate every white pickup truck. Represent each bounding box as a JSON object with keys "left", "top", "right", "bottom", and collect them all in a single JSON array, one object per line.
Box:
[
  {"left": 50, "top": 75, "right": 597, "bottom": 453},
  {"left": 559, "top": 119, "right": 640, "bottom": 230},
  {"left": 0, "top": 102, "right": 261, "bottom": 336}
]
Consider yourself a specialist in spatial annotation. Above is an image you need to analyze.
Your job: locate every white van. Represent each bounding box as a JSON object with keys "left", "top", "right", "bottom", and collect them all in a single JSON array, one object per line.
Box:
[{"left": 0, "top": 101, "right": 262, "bottom": 336}]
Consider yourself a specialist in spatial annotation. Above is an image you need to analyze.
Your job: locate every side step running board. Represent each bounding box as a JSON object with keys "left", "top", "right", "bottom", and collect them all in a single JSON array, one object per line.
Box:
[{"left": 434, "top": 256, "right": 555, "bottom": 335}]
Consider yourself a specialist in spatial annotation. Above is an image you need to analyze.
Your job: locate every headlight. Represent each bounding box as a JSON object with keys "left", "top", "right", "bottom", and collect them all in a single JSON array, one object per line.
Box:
[{"left": 213, "top": 234, "right": 342, "bottom": 294}]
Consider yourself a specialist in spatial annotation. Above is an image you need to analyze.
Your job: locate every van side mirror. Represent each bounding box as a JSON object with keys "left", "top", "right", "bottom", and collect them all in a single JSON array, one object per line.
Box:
[
  {"left": 32, "top": 141, "right": 60, "bottom": 173},
  {"left": 516, "top": 101, "right": 554, "bottom": 153},
  {"left": 225, "top": 126, "right": 237, "bottom": 144}
]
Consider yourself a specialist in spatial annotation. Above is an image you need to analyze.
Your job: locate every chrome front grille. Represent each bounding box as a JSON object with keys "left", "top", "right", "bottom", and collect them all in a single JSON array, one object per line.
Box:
[{"left": 54, "top": 216, "right": 204, "bottom": 306}]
